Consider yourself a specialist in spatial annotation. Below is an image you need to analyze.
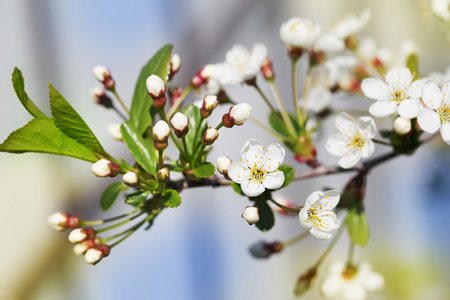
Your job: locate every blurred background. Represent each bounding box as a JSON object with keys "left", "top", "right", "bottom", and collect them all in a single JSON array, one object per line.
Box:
[{"left": 1, "top": 0, "right": 450, "bottom": 299}]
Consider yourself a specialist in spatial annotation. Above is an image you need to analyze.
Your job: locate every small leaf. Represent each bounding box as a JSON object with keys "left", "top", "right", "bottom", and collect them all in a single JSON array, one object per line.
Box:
[
  {"left": 231, "top": 182, "right": 244, "bottom": 196},
  {"left": 100, "top": 182, "right": 128, "bottom": 211},
  {"left": 278, "top": 165, "right": 295, "bottom": 188},
  {"left": 406, "top": 53, "right": 419, "bottom": 80},
  {"left": 165, "top": 163, "right": 184, "bottom": 173},
  {"left": 121, "top": 123, "right": 157, "bottom": 177},
  {"left": 129, "top": 44, "right": 173, "bottom": 134},
  {"left": 125, "top": 191, "right": 150, "bottom": 206},
  {"left": 347, "top": 206, "right": 370, "bottom": 246},
  {"left": 193, "top": 162, "right": 215, "bottom": 178},
  {"left": 0, "top": 118, "right": 98, "bottom": 162},
  {"left": 268, "top": 112, "right": 298, "bottom": 137},
  {"left": 12, "top": 67, "right": 47, "bottom": 118},
  {"left": 182, "top": 105, "right": 207, "bottom": 159},
  {"left": 49, "top": 83, "right": 107, "bottom": 156},
  {"left": 161, "top": 189, "right": 181, "bottom": 208},
  {"left": 254, "top": 201, "right": 275, "bottom": 232}
]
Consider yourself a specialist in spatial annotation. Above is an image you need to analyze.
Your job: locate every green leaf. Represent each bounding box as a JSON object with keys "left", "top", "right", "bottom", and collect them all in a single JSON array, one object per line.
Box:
[
  {"left": 254, "top": 201, "right": 275, "bottom": 232},
  {"left": 182, "top": 105, "right": 207, "bottom": 158},
  {"left": 406, "top": 53, "right": 419, "bottom": 80},
  {"left": 129, "top": 44, "right": 173, "bottom": 134},
  {"left": 165, "top": 163, "right": 184, "bottom": 173},
  {"left": 12, "top": 67, "right": 47, "bottom": 118},
  {"left": 121, "top": 123, "right": 157, "bottom": 177},
  {"left": 278, "top": 165, "right": 295, "bottom": 188},
  {"left": 161, "top": 189, "right": 181, "bottom": 208},
  {"left": 347, "top": 206, "right": 370, "bottom": 246},
  {"left": 0, "top": 118, "right": 98, "bottom": 162},
  {"left": 100, "top": 182, "right": 128, "bottom": 211},
  {"left": 268, "top": 112, "right": 298, "bottom": 137},
  {"left": 193, "top": 162, "right": 215, "bottom": 178},
  {"left": 125, "top": 191, "right": 150, "bottom": 206},
  {"left": 231, "top": 182, "right": 245, "bottom": 196},
  {"left": 49, "top": 83, "right": 107, "bottom": 156}
]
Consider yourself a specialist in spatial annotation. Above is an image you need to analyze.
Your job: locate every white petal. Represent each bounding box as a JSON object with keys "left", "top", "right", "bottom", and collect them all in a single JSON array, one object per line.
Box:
[
  {"left": 305, "top": 191, "right": 323, "bottom": 207},
  {"left": 326, "top": 134, "right": 351, "bottom": 157},
  {"left": 407, "top": 77, "right": 431, "bottom": 98},
  {"left": 322, "top": 190, "right": 341, "bottom": 208},
  {"left": 227, "top": 162, "right": 250, "bottom": 183},
  {"left": 397, "top": 98, "right": 422, "bottom": 119},
  {"left": 263, "top": 143, "right": 285, "bottom": 171},
  {"left": 442, "top": 80, "right": 450, "bottom": 105},
  {"left": 241, "top": 139, "right": 264, "bottom": 167},
  {"left": 422, "top": 80, "right": 443, "bottom": 109},
  {"left": 360, "top": 78, "right": 390, "bottom": 100},
  {"left": 309, "top": 228, "right": 333, "bottom": 240},
  {"left": 262, "top": 171, "right": 285, "bottom": 190},
  {"left": 361, "top": 140, "right": 375, "bottom": 159},
  {"left": 341, "top": 282, "right": 367, "bottom": 300},
  {"left": 338, "top": 148, "right": 362, "bottom": 169},
  {"left": 241, "top": 181, "right": 265, "bottom": 197},
  {"left": 368, "top": 100, "right": 397, "bottom": 117},
  {"left": 440, "top": 123, "right": 450, "bottom": 145},
  {"left": 385, "top": 67, "right": 413, "bottom": 91},
  {"left": 299, "top": 208, "right": 312, "bottom": 229},
  {"left": 417, "top": 108, "right": 441, "bottom": 133},
  {"left": 320, "top": 275, "right": 344, "bottom": 297},
  {"left": 335, "top": 113, "right": 357, "bottom": 135},
  {"left": 356, "top": 116, "right": 377, "bottom": 139}
]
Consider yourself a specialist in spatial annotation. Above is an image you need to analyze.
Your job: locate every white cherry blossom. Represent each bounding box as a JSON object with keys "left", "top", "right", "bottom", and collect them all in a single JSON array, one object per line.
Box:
[
  {"left": 320, "top": 261, "right": 384, "bottom": 300},
  {"left": 214, "top": 44, "right": 267, "bottom": 85},
  {"left": 298, "top": 190, "right": 341, "bottom": 240},
  {"left": 361, "top": 67, "right": 430, "bottom": 118},
  {"left": 279, "top": 17, "right": 321, "bottom": 49},
  {"left": 417, "top": 80, "right": 450, "bottom": 145},
  {"left": 331, "top": 9, "right": 371, "bottom": 40},
  {"left": 326, "top": 113, "right": 377, "bottom": 169},
  {"left": 431, "top": 0, "right": 450, "bottom": 21},
  {"left": 228, "top": 139, "right": 285, "bottom": 197}
]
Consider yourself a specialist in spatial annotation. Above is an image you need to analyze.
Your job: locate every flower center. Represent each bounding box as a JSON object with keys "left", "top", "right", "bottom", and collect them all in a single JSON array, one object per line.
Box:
[
  {"left": 347, "top": 135, "right": 365, "bottom": 148},
  {"left": 392, "top": 89, "right": 406, "bottom": 102},
  {"left": 306, "top": 207, "right": 327, "bottom": 229},
  {"left": 438, "top": 104, "right": 450, "bottom": 123},
  {"left": 342, "top": 266, "right": 357, "bottom": 280},
  {"left": 249, "top": 163, "right": 266, "bottom": 183}
]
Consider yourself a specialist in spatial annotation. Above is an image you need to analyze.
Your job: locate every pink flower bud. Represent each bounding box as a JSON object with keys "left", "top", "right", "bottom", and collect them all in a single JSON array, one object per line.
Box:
[
  {"left": 84, "top": 244, "right": 110, "bottom": 265},
  {"left": 216, "top": 156, "right": 231, "bottom": 177},
  {"left": 241, "top": 206, "right": 259, "bottom": 225},
  {"left": 201, "top": 128, "right": 219, "bottom": 145},
  {"left": 146, "top": 75, "right": 167, "bottom": 108},
  {"left": 47, "top": 212, "right": 81, "bottom": 231},
  {"left": 169, "top": 54, "right": 181, "bottom": 79},
  {"left": 93, "top": 65, "right": 115, "bottom": 90},
  {"left": 249, "top": 240, "right": 283, "bottom": 258},
  {"left": 68, "top": 227, "right": 96, "bottom": 244},
  {"left": 91, "top": 158, "right": 120, "bottom": 178},
  {"left": 123, "top": 171, "right": 140, "bottom": 187},
  {"left": 200, "top": 95, "right": 218, "bottom": 118},
  {"left": 90, "top": 87, "right": 113, "bottom": 108},
  {"left": 153, "top": 121, "right": 171, "bottom": 150},
  {"left": 73, "top": 238, "right": 100, "bottom": 256},
  {"left": 157, "top": 167, "right": 170, "bottom": 183},
  {"left": 261, "top": 57, "right": 275, "bottom": 80},
  {"left": 223, "top": 103, "right": 252, "bottom": 127},
  {"left": 170, "top": 112, "right": 189, "bottom": 138},
  {"left": 191, "top": 64, "right": 215, "bottom": 88}
]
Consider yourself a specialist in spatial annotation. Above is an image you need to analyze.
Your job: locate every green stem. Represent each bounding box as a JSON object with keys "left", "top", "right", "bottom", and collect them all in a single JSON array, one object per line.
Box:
[
  {"left": 112, "top": 90, "right": 130, "bottom": 114},
  {"left": 270, "top": 199, "right": 299, "bottom": 214},
  {"left": 372, "top": 139, "right": 392, "bottom": 147},
  {"left": 282, "top": 231, "right": 310, "bottom": 248},
  {"left": 112, "top": 105, "right": 128, "bottom": 121},
  {"left": 268, "top": 79, "right": 297, "bottom": 137},
  {"left": 193, "top": 144, "right": 206, "bottom": 167},
  {"left": 182, "top": 137, "right": 191, "bottom": 162},
  {"left": 215, "top": 122, "right": 223, "bottom": 130},
  {"left": 96, "top": 211, "right": 145, "bottom": 234},
  {"left": 315, "top": 223, "right": 345, "bottom": 268},
  {"left": 253, "top": 84, "right": 282, "bottom": 122},
  {"left": 301, "top": 66, "right": 313, "bottom": 121},
  {"left": 347, "top": 242, "right": 355, "bottom": 266},
  {"left": 109, "top": 214, "right": 155, "bottom": 248},
  {"left": 81, "top": 208, "right": 141, "bottom": 226},
  {"left": 249, "top": 116, "right": 284, "bottom": 141},
  {"left": 159, "top": 108, "right": 185, "bottom": 154},
  {"left": 167, "top": 84, "right": 193, "bottom": 120},
  {"left": 291, "top": 58, "right": 302, "bottom": 127}
]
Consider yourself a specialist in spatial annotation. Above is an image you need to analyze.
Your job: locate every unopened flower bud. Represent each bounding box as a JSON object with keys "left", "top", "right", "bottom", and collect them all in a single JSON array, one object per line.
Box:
[
  {"left": 84, "top": 244, "right": 110, "bottom": 265},
  {"left": 93, "top": 65, "right": 115, "bottom": 91},
  {"left": 123, "top": 171, "right": 140, "bottom": 187},
  {"left": 73, "top": 238, "right": 100, "bottom": 256},
  {"left": 223, "top": 103, "right": 252, "bottom": 128},
  {"left": 157, "top": 167, "right": 170, "bottom": 183},
  {"left": 249, "top": 240, "right": 283, "bottom": 259},
  {"left": 90, "top": 87, "right": 113, "bottom": 108},
  {"left": 261, "top": 57, "right": 275, "bottom": 80},
  {"left": 201, "top": 128, "right": 219, "bottom": 145},
  {"left": 91, "top": 158, "right": 120, "bottom": 177},
  {"left": 393, "top": 117, "right": 411, "bottom": 136},
  {"left": 191, "top": 64, "right": 215, "bottom": 88},
  {"left": 169, "top": 86, "right": 183, "bottom": 105},
  {"left": 169, "top": 54, "right": 181, "bottom": 80},
  {"left": 107, "top": 124, "right": 123, "bottom": 140},
  {"left": 146, "top": 75, "right": 167, "bottom": 108},
  {"left": 68, "top": 227, "right": 96, "bottom": 244},
  {"left": 294, "top": 266, "right": 318, "bottom": 296},
  {"left": 153, "top": 120, "right": 171, "bottom": 150},
  {"left": 200, "top": 95, "right": 219, "bottom": 118},
  {"left": 241, "top": 206, "right": 259, "bottom": 225},
  {"left": 47, "top": 212, "right": 81, "bottom": 231},
  {"left": 170, "top": 112, "right": 189, "bottom": 138},
  {"left": 217, "top": 156, "right": 232, "bottom": 179},
  {"left": 269, "top": 194, "right": 296, "bottom": 215}
]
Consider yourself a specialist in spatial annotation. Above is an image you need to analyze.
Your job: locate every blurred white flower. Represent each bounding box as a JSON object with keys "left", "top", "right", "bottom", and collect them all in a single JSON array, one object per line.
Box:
[
  {"left": 313, "top": 33, "right": 345, "bottom": 54},
  {"left": 331, "top": 9, "right": 371, "bottom": 40},
  {"left": 361, "top": 67, "right": 430, "bottom": 118},
  {"left": 326, "top": 113, "right": 376, "bottom": 169},
  {"left": 418, "top": 80, "right": 450, "bottom": 145},
  {"left": 429, "top": 66, "right": 450, "bottom": 87},
  {"left": 298, "top": 190, "right": 341, "bottom": 240},
  {"left": 228, "top": 139, "right": 285, "bottom": 197},
  {"left": 305, "top": 86, "right": 332, "bottom": 113},
  {"left": 431, "top": 0, "right": 450, "bottom": 21},
  {"left": 279, "top": 17, "right": 321, "bottom": 49},
  {"left": 320, "top": 261, "right": 384, "bottom": 300}
]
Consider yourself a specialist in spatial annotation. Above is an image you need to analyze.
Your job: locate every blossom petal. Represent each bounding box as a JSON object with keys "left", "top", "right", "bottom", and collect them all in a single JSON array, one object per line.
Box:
[
  {"left": 227, "top": 162, "right": 250, "bottom": 183},
  {"left": 361, "top": 78, "right": 390, "bottom": 100},
  {"left": 241, "top": 180, "right": 265, "bottom": 197},
  {"left": 309, "top": 228, "right": 333, "bottom": 240},
  {"left": 320, "top": 275, "right": 344, "bottom": 297},
  {"left": 442, "top": 80, "right": 450, "bottom": 105},
  {"left": 335, "top": 113, "right": 357, "bottom": 135},
  {"left": 356, "top": 116, "right": 377, "bottom": 139},
  {"left": 338, "top": 148, "right": 362, "bottom": 169},
  {"left": 341, "top": 281, "right": 367, "bottom": 300},
  {"left": 440, "top": 123, "right": 450, "bottom": 145},
  {"left": 422, "top": 80, "right": 443, "bottom": 109},
  {"left": 263, "top": 143, "right": 285, "bottom": 171},
  {"left": 305, "top": 191, "right": 323, "bottom": 207},
  {"left": 397, "top": 98, "right": 422, "bottom": 119},
  {"left": 262, "top": 171, "right": 285, "bottom": 190},
  {"left": 241, "top": 139, "right": 264, "bottom": 168},
  {"left": 358, "top": 264, "right": 385, "bottom": 291},
  {"left": 326, "top": 134, "right": 352, "bottom": 157},
  {"left": 368, "top": 100, "right": 397, "bottom": 117},
  {"left": 408, "top": 77, "right": 430, "bottom": 98},
  {"left": 361, "top": 139, "right": 375, "bottom": 159},
  {"left": 417, "top": 108, "right": 440, "bottom": 133},
  {"left": 322, "top": 190, "right": 341, "bottom": 208},
  {"left": 299, "top": 208, "right": 312, "bottom": 229},
  {"left": 385, "top": 67, "right": 413, "bottom": 91}
]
